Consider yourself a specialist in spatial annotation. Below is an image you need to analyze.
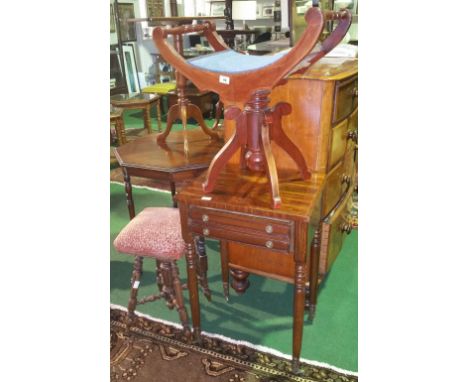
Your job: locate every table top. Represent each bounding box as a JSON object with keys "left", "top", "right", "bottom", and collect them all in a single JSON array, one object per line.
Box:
[
  {"left": 110, "top": 93, "right": 160, "bottom": 105},
  {"left": 114, "top": 129, "right": 224, "bottom": 173},
  {"left": 176, "top": 165, "right": 326, "bottom": 223},
  {"left": 289, "top": 56, "right": 358, "bottom": 81}
]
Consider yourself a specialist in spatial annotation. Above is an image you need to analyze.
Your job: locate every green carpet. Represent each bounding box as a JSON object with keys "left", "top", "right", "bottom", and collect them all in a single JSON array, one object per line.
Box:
[
  {"left": 110, "top": 183, "right": 358, "bottom": 372},
  {"left": 120, "top": 104, "right": 217, "bottom": 132}
]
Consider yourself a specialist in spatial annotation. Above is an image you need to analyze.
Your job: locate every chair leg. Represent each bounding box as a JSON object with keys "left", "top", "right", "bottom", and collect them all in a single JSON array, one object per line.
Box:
[
  {"left": 159, "top": 261, "right": 176, "bottom": 310},
  {"left": 155, "top": 260, "right": 164, "bottom": 293},
  {"left": 170, "top": 261, "right": 191, "bottom": 335},
  {"left": 156, "top": 98, "right": 162, "bottom": 132},
  {"left": 127, "top": 256, "right": 143, "bottom": 330}
]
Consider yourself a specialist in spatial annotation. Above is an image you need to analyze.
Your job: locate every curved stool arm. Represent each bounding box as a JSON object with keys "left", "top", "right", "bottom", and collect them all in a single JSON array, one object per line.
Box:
[
  {"left": 152, "top": 8, "right": 328, "bottom": 105},
  {"left": 289, "top": 10, "right": 353, "bottom": 77}
]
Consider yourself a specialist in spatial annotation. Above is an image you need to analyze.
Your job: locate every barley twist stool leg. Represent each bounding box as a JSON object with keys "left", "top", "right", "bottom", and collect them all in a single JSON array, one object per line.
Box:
[
  {"left": 127, "top": 256, "right": 143, "bottom": 331},
  {"left": 159, "top": 261, "right": 176, "bottom": 310},
  {"left": 155, "top": 260, "right": 164, "bottom": 293},
  {"left": 170, "top": 261, "right": 191, "bottom": 336}
]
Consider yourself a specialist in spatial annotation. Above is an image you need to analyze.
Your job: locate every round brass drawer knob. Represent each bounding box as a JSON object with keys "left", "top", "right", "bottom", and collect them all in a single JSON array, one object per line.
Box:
[
  {"left": 202, "top": 214, "right": 209, "bottom": 222},
  {"left": 203, "top": 228, "right": 210, "bottom": 236},
  {"left": 265, "top": 225, "right": 273, "bottom": 234},
  {"left": 265, "top": 240, "right": 273, "bottom": 249}
]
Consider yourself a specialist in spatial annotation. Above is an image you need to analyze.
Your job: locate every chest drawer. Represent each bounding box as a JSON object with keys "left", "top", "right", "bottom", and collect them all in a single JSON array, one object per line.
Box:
[
  {"left": 322, "top": 162, "right": 352, "bottom": 216},
  {"left": 188, "top": 206, "right": 294, "bottom": 253},
  {"left": 329, "top": 118, "right": 348, "bottom": 170},
  {"left": 333, "top": 76, "right": 358, "bottom": 124},
  {"left": 319, "top": 205, "right": 353, "bottom": 275}
]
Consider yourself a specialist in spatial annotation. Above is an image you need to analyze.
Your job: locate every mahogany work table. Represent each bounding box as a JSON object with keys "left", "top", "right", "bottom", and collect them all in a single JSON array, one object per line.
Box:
[
  {"left": 113, "top": 129, "right": 224, "bottom": 213},
  {"left": 176, "top": 165, "right": 325, "bottom": 373}
]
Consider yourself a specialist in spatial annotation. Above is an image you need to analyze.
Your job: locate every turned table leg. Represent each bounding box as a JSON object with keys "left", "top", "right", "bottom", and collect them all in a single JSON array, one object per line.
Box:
[
  {"left": 308, "top": 227, "right": 321, "bottom": 321},
  {"left": 185, "top": 240, "right": 201, "bottom": 342},
  {"left": 292, "top": 262, "right": 307, "bottom": 374},
  {"left": 143, "top": 104, "right": 152, "bottom": 135},
  {"left": 122, "top": 168, "right": 136, "bottom": 220},
  {"left": 170, "top": 180, "right": 177, "bottom": 208},
  {"left": 114, "top": 116, "right": 127, "bottom": 146},
  {"left": 220, "top": 241, "right": 230, "bottom": 301}
]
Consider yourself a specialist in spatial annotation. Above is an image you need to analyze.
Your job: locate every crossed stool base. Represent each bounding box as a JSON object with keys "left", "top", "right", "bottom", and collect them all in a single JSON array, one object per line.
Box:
[{"left": 203, "top": 90, "right": 311, "bottom": 208}]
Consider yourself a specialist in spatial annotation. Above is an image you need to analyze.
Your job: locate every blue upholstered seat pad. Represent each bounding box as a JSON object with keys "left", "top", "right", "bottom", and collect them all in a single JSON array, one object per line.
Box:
[{"left": 187, "top": 49, "right": 291, "bottom": 74}]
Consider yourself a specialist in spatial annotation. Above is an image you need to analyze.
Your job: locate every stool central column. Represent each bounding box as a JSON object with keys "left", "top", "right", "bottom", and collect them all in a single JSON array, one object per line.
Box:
[{"left": 244, "top": 90, "right": 270, "bottom": 172}]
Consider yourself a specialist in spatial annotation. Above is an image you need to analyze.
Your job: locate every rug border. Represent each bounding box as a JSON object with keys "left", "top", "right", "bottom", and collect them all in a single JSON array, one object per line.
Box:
[{"left": 110, "top": 303, "right": 358, "bottom": 377}]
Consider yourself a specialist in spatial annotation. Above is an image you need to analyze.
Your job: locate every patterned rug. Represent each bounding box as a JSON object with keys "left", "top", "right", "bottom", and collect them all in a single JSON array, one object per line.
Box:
[{"left": 111, "top": 308, "right": 357, "bottom": 382}]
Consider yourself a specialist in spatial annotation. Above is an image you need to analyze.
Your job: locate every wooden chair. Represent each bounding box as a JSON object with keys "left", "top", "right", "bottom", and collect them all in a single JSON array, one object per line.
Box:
[
  {"left": 152, "top": 8, "right": 351, "bottom": 208},
  {"left": 113, "top": 207, "right": 192, "bottom": 336},
  {"left": 110, "top": 108, "right": 126, "bottom": 146}
]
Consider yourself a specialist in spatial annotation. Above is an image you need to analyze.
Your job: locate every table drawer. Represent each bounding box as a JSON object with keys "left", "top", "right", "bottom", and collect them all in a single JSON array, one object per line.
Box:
[
  {"left": 333, "top": 76, "right": 358, "bottom": 124},
  {"left": 329, "top": 118, "right": 348, "bottom": 170},
  {"left": 188, "top": 206, "right": 294, "bottom": 253}
]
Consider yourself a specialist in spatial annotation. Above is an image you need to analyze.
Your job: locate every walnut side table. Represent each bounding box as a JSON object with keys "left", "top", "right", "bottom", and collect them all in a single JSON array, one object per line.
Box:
[
  {"left": 110, "top": 93, "right": 162, "bottom": 135},
  {"left": 176, "top": 165, "right": 326, "bottom": 373}
]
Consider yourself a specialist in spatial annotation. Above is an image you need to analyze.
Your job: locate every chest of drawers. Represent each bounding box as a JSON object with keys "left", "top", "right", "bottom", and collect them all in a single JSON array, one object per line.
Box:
[
  {"left": 270, "top": 56, "right": 358, "bottom": 276},
  {"left": 223, "top": 56, "right": 358, "bottom": 279}
]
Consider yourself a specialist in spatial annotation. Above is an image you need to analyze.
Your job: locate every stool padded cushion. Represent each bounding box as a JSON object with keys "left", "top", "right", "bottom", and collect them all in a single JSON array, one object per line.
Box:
[
  {"left": 113, "top": 207, "right": 186, "bottom": 261},
  {"left": 187, "top": 49, "right": 290, "bottom": 74}
]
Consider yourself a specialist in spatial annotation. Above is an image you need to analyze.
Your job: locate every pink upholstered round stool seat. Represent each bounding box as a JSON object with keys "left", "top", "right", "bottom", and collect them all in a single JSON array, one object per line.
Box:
[{"left": 113, "top": 207, "right": 185, "bottom": 261}]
